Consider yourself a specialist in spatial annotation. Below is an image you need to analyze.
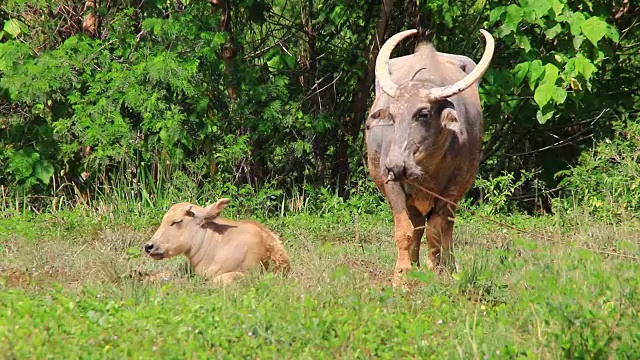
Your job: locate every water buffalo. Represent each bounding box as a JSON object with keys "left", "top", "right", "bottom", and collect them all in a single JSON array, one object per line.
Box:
[
  {"left": 143, "top": 198, "right": 291, "bottom": 286},
  {"left": 365, "top": 29, "right": 495, "bottom": 284}
]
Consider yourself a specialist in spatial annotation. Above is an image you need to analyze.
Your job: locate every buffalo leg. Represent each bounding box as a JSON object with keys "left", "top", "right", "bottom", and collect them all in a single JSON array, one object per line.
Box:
[
  {"left": 440, "top": 215, "right": 456, "bottom": 269},
  {"left": 391, "top": 209, "right": 414, "bottom": 283},
  {"left": 382, "top": 183, "right": 417, "bottom": 285},
  {"left": 408, "top": 206, "right": 426, "bottom": 267},
  {"left": 425, "top": 208, "right": 456, "bottom": 271}
]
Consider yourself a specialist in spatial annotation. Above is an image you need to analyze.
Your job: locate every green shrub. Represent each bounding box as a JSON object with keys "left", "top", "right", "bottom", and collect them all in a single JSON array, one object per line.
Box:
[{"left": 554, "top": 119, "right": 640, "bottom": 222}]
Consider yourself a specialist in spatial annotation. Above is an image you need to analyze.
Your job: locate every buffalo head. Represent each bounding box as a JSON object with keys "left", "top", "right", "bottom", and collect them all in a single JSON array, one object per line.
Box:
[{"left": 367, "top": 29, "right": 495, "bottom": 182}]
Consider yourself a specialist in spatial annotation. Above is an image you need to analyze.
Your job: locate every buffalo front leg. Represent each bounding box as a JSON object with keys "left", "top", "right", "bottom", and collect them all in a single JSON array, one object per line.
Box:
[
  {"left": 425, "top": 209, "right": 456, "bottom": 271},
  {"left": 391, "top": 209, "right": 416, "bottom": 286}
]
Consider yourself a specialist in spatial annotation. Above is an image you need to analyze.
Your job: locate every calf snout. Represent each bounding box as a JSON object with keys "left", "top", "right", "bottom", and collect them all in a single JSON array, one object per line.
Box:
[{"left": 143, "top": 242, "right": 154, "bottom": 254}]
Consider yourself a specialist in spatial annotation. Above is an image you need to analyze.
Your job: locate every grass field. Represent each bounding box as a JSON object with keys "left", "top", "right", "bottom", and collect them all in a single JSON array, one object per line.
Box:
[{"left": 1, "top": 204, "right": 640, "bottom": 359}]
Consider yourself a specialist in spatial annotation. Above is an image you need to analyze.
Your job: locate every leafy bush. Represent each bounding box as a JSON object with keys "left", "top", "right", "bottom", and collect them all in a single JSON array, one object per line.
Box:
[
  {"left": 0, "top": 0, "right": 638, "bottom": 216},
  {"left": 554, "top": 119, "right": 640, "bottom": 221}
]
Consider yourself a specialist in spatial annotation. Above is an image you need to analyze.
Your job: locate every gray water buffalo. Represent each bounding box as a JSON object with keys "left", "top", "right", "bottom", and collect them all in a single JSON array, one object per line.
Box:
[
  {"left": 365, "top": 29, "right": 495, "bottom": 284},
  {"left": 143, "top": 198, "right": 291, "bottom": 286}
]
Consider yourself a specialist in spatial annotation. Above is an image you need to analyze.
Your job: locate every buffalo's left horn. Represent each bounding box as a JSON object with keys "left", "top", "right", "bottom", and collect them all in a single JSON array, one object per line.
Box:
[
  {"left": 375, "top": 29, "right": 418, "bottom": 97},
  {"left": 427, "top": 29, "right": 495, "bottom": 100}
]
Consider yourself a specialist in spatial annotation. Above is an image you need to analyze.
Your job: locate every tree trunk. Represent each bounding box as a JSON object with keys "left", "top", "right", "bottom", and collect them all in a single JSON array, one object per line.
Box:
[
  {"left": 301, "top": 0, "right": 329, "bottom": 186},
  {"left": 333, "top": 0, "right": 395, "bottom": 197},
  {"left": 210, "top": 0, "right": 238, "bottom": 103}
]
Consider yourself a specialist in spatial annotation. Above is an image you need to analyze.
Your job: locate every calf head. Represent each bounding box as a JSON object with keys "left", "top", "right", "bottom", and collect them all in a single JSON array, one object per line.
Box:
[
  {"left": 367, "top": 29, "right": 494, "bottom": 182},
  {"left": 144, "top": 198, "right": 231, "bottom": 260}
]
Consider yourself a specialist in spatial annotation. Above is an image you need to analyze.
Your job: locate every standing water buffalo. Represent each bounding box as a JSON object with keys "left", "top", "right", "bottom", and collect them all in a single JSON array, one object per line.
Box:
[
  {"left": 143, "top": 198, "right": 291, "bottom": 286},
  {"left": 365, "top": 29, "right": 495, "bottom": 284}
]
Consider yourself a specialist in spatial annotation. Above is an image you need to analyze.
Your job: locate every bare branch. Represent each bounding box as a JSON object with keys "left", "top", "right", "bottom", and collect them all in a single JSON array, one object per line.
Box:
[
  {"left": 243, "top": 34, "right": 294, "bottom": 59},
  {"left": 303, "top": 72, "right": 343, "bottom": 102}
]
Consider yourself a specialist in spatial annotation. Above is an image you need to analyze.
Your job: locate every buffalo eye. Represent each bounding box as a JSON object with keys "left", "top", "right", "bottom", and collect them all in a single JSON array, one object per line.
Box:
[
  {"left": 170, "top": 219, "right": 183, "bottom": 226},
  {"left": 415, "top": 108, "right": 432, "bottom": 122}
]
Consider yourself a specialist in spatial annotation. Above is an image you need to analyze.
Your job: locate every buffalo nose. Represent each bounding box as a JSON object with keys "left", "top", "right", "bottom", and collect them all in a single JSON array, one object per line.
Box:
[
  {"left": 386, "top": 164, "right": 405, "bottom": 181},
  {"left": 143, "top": 243, "right": 154, "bottom": 254}
]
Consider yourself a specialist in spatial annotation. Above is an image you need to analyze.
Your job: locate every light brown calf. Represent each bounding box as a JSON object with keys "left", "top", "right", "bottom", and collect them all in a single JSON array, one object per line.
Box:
[{"left": 144, "top": 198, "right": 290, "bottom": 286}]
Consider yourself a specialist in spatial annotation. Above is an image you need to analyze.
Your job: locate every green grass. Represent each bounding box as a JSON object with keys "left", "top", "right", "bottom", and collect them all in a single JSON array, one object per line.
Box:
[{"left": 1, "top": 205, "right": 640, "bottom": 359}]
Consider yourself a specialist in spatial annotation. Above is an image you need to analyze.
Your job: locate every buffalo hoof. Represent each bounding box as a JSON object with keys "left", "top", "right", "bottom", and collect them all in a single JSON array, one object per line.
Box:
[{"left": 391, "top": 268, "right": 413, "bottom": 290}]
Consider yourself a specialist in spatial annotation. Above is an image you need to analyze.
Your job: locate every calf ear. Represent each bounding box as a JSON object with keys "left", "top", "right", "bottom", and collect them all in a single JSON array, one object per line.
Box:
[
  {"left": 366, "top": 108, "right": 394, "bottom": 129},
  {"left": 183, "top": 205, "right": 195, "bottom": 216},
  {"left": 440, "top": 107, "right": 467, "bottom": 143},
  {"left": 197, "top": 198, "right": 231, "bottom": 223}
]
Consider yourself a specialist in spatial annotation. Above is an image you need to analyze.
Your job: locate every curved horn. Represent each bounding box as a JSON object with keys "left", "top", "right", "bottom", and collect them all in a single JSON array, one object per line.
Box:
[
  {"left": 375, "top": 29, "right": 418, "bottom": 97},
  {"left": 427, "top": 29, "right": 495, "bottom": 100}
]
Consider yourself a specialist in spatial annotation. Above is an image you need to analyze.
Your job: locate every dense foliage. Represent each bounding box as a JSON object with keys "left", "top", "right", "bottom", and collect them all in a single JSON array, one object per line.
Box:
[{"left": 1, "top": 0, "right": 638, "bottom": 215}]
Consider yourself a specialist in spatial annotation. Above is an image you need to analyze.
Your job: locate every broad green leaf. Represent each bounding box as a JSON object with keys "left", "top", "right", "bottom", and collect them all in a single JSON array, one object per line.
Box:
[
  {"left": 503, "top": 5, "right": 523, "bottom": 34},
  {"left": 3, "top": 19, "right": 28, "bottom": 38},
  {"left": 572, "top": 35, "right": 585, "bottom": 50},
  {"left": 580, "top": 16, "right": 608, "bottom": 46},
  {"left": 159, "top": 128, "right": 178, "bottom": 146},
  {"left": 513, "top": 62, "right": 530, "bottom": 85},
  {"left": 545, "top": 23, "right": 563, "bottom": 39},
  {"left": 528, "top": 60, "right": 544, "bottom": 90},
  {"left": 536, "top": 109, "right": 554, "bottom": 124},
  {"left": 553, "top": 86, "right": 567, "bottom": 104},
  {"left": 574, "top": 56, "right": 595, "bottom": 80},
  {"left": 33, "top": 160, "right": 54, "bottom": 185},
  {"left": 515, "top": 35, "right": 531, "bottom": 53},
  {"left": 282, "top": 55, "right": 296, "bottom": 69},
  {"left": 534, "top": 82, "right": 555, "bottom": 108},
  {"left": 531, "top": 0, "right": 553, "bottom": 18},
  {"left": 567, "top": 12, "right": 586, "bottom": 36},
  {"left": 7, "top": 149, "right": 40, "bottom": 181},
  {"left": 496, "top": 25, "right": 512, "bottom": 38},
  {"left": 520, "top": 0, "right": 537, "bottom": 22},
  {"left": 606, "top": 26, "right": 620, "bottom": 43},
  {"left": 489, "top": 6, "right": 506, "bottom": 25},
  {"left": 543, "top": 63, "right": 559, "bottom": 84},
  {"left": 563, "top": 57, "right": 576, "bottom": 77},
  {"left": 266, "top": 53, "right": 281, "bottom": 69},
  {"left": 551, "top": 0, "right": 564, "bottom": 16}
]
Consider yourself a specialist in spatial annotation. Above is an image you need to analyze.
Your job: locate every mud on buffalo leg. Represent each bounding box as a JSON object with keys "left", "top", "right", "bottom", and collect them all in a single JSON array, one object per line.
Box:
[
  {"left": 391, "top": 209, "right": 415, "bottom": 280},
  {"left": 383, "top": 183, "right": 416, "bottom": 283},
  {"left": 408, "top": 206, "right": 426, "bottom": 267},
  {"left": 425, "top": 206, "right": 456, "bottom": 271}
]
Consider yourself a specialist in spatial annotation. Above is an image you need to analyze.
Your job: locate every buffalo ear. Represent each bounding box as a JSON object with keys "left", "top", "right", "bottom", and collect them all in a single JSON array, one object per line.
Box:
[
  {"left": 440, "top": 106, "right": 467, "bottom": 143},
  {"left": 366, "top": 108, "right": 394, "bottom": 129},
  {"left": 196, "top": 198, "right": 230, "bottom": 223}
]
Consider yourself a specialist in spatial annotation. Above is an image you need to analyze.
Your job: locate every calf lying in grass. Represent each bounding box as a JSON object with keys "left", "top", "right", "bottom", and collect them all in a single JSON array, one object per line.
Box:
[{"left": 144, "top": 198, "right": 290, "bottom": 286}]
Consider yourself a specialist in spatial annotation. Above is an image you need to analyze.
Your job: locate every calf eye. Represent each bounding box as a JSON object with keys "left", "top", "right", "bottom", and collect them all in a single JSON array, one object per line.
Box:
[{"left": 171, "top": 219, "right": 183, "bottom": 226}]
